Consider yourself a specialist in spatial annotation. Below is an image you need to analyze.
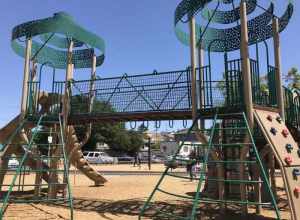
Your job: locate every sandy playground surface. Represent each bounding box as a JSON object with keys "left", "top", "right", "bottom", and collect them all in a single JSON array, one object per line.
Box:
[{"left": 2, "top": 164, "right": 291, "bottom": 220}]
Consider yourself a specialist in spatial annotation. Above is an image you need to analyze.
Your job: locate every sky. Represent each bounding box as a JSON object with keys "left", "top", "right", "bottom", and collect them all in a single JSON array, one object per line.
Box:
[{"left": 0, "top": 0, "right": 299, "bottom": 129}]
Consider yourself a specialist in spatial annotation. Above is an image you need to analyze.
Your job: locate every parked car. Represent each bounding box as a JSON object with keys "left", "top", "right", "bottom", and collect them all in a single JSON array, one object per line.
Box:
[
  {"left": 116, "top": 156, "right": 134, "bottom": 163},
  {"left": 83, "top": 151, "right": 114, "bottom": 164},
  {"left": 164, "top": 155, "right": 189, "bottom": 168},
  {"left": 8, "top": 158, "right": 19, "bottom": 169}
]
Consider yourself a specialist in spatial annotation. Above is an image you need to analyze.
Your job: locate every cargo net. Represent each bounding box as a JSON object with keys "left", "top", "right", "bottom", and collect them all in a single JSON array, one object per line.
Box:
[{"left": 70, "top": 69, "right": 192, "bottom": 115}]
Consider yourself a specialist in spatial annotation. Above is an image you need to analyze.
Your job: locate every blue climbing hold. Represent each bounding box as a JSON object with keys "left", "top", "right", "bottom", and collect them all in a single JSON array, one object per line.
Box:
[
  {"left": 293, "top": 169, "right": 300, "bottom": 178},
  {"left": 286, "top": 144, "right": 293, "bottom": 153},
  {"left": 270, "top": 127, "right": 277, "bottom": 135}
]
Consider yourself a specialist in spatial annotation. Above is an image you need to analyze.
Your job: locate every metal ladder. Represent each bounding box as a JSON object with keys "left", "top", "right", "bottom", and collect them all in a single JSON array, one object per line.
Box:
[
  {"left": 0, "top": 114, "right": 73, "bottom": 219},
  {"left": 139, "top": 112, "right": 280, "bottom": 220}
]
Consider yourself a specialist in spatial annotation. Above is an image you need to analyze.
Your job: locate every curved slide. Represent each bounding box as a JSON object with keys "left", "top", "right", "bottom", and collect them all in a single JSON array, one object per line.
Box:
[
  {"left": 0, "top": 113, "right": 107, "bottom": 186},
  {"left": 39, "top": 92, "right": 107, "bottom": 185},
  {"left": 66, "top": 126, "right": 107, "bottom": 185},
  {"left": 254, "top": 109, "right": 300, "bottom": 220}
]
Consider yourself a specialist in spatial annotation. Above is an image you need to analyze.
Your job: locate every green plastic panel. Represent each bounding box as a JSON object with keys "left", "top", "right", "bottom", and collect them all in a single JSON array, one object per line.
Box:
[
  {"left": 11, "top": 12, "right": 105, "bottom": 69},
  {"left": 174, "top": 0, "right": 294, "bottom": 52}
]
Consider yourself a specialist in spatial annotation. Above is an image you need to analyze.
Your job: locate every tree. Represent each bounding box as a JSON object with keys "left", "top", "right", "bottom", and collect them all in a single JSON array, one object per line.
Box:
[
  {"left": 285, "top": 67, "right": 300, "bottom": 89},
  {"left": 71, "top": 95, "right": 144, "bottom": 155}
]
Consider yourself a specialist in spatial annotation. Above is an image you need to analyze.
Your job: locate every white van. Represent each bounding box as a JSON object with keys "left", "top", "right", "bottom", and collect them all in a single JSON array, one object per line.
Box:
[{"left": 83, "top": 151, "right": 114, "bottom": 164}]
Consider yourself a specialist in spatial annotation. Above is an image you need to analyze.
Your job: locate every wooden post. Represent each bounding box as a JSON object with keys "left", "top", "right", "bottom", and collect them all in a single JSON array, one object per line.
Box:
[
  {"left": 240, "top": 1, "right": 253, "bottom": 214},
  {"left": 240, "top": 1, "right": 253, "bottom": 126},
  {"left": 89, "top": 54, "right": 97, "bottom": 113},
  {"left": 189, "top": 17, "right": 198, "bottom": 122},
  {"left": 198, "top": 43, "right": 205, "bottom": 129},
  {"left": 272, "top": 18, "right": 285, "bottom": 119},
  {"left": 21, "top": 38, "right": 32, "bottom": 118},
  {"left": 63, "top": 40, "right": 74, "bottom": 129}
]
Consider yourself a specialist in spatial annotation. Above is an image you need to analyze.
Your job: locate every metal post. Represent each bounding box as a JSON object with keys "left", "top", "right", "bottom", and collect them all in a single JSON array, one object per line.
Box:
[
  {"left": 272, "top": 18, "right": 285, "bottom": 119},
  {"left": 21, "top": 38, "right": 32, "bottom": 118},
  {"left": 189, "top": 17, "right": 198, "bottom": 121},
  {"left": 148, "top": 138, "right": 151, "bottom": 171}
]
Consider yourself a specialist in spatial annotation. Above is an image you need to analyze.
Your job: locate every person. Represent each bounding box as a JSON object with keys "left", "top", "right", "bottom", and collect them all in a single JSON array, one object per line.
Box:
[
  {"left": 186, "top": 150, "right": 197, "bottom": 181},
  {"left": 133, "top": 151, "right": 142, "bottom": 167}
]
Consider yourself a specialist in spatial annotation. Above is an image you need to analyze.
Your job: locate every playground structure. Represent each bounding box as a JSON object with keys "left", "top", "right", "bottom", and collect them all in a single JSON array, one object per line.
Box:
[{"left": 0, "top": 0, "right": 299, "bottom": 220}]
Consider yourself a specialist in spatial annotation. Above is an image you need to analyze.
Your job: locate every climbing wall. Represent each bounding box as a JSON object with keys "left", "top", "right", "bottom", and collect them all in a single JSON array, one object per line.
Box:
[{"left": 254, "top": 109, "right": 300, "bottom": 220}]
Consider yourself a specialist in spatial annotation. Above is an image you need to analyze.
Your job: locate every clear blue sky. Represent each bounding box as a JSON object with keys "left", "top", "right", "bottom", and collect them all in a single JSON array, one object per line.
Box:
[{"left": 0, "top": 1, "right": 299, "bottom": 128}]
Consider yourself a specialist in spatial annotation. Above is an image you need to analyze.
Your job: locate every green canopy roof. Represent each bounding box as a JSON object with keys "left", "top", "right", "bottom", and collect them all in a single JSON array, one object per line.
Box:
[
  {"left": 11, "top": 12, "right": 105, "bottom": 69},
  {"left": 174, "top": 0, "right": 294, "bottom": 52}
]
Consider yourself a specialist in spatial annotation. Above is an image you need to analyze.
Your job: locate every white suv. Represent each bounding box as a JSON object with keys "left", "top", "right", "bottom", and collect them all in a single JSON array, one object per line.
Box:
[{"left": 83, "top": 151, "right": 114, "bottom": 164}]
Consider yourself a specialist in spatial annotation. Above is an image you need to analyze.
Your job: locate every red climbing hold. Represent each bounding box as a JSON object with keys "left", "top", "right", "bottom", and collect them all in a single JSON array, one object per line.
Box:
[
  {"left": 282, "top": 129, "right": 289, "bottom": 137},
  {"left": 267, "top": 115, "right": 273, "bottom": 121},
  {"left": 285, "top": 156, "right": 293, "bottom": 165},
  {"left": 294, "top": 187, "right": 300, "bottom": 198}
]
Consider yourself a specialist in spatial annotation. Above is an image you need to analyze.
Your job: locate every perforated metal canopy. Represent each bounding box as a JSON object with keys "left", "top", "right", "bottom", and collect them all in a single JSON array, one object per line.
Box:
[
  {"left": 11, "top": 12, "right": 105, "bottom": 69},
  {"left": 174, "top": 0, "right": 294, "bottom": 52}
]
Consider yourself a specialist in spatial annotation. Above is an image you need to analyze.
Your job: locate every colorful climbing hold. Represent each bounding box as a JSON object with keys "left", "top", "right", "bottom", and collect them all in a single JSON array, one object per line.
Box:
[
  {"left": 294, "top": 187, "right": 300, "bottom": 198},
  {"left": 270, "top": 127, "right": 277, "bottom": 135},
  {"left": 286, "top": 144, "right": 293, "bottom": 153},
  {"left": 285, "top": 156, "right": 293, "bottom": 165},
  {"left": 267, "top": 115, "right": 273, "bottom": 121},
  {"left": 282, "top": 129, "right": 289, "bottom": 137},
  {"left": 293, "top": 169, "right": 300, "bottom": 179},
  {"left": 276, "top": 116, "right": 282, "bottom": 123}
]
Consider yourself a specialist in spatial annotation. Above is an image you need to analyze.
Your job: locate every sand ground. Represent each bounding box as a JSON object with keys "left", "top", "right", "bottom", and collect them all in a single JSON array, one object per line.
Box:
[{"left": 1, "top": 164, "right": 291, "bottom": 220}]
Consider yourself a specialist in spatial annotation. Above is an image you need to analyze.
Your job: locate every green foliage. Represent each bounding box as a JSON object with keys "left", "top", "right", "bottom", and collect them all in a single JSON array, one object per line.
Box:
[
  {"left": 285, "top": 67, "right": 300, "bottom": 90},
  {"left": 259, "top": 75, "right": 269, "bottom": 94},
  {"left": 72, "top": 95, "right": 144, "bottom": 154}
]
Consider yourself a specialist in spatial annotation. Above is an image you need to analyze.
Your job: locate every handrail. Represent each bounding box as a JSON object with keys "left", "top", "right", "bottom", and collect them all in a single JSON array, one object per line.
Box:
[{"left": 58, "top": 114, "right": 74, "bottom": 219}]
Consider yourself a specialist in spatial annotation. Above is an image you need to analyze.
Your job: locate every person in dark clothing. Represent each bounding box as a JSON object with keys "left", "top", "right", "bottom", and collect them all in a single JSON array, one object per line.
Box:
[
  {"left": 133, "top": 151, "right": 142, "bottom": 167},
  {"left": 186, "top": 149, "right": 197, "bottom": 181}
]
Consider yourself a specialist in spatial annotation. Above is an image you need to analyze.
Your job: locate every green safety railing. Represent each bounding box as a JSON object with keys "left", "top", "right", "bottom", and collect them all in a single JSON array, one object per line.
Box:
[{"left": 284, "top": 87, "right": 300, "bottom": 130}]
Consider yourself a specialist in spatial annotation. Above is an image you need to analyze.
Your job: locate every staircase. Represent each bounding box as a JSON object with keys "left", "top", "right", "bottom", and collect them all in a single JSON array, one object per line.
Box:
[
  {"left": 139, "top": 112, "right": 280, "bottom": 220},
  {"left": 0, "top": 114, "right": 73, "bottom": 219}
]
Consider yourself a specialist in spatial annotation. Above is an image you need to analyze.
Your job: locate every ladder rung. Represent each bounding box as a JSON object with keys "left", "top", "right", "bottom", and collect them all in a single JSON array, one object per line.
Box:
[
  {"left": 7, "top": 198, "right": 71, "bottom": 203},
  {"left": 157, "top": 187, "right": 193, "bottom": 200},
  {"left": 208, "top": 160, "right": 256, "bottom": 164},
  {"left": 206, "top": 178, "right": 263, "bottom": 184},
  {"left": 1, "top": 183, "right": 68, "bottom": 187},
  {"left": 215, "top": 127, "right": 248, "bottom": 130},
  {"left": 149, "top": 204, "right": 190, "bottom": 220}
]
